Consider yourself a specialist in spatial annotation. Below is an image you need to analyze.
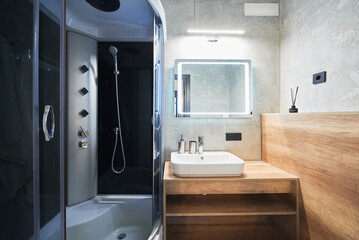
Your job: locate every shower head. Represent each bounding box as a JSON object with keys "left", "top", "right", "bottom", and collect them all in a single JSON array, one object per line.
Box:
[
  {"left": 109, "top": 46, "right": 119, "bottom": 75},
  {"left": 86, "top": 0, "right": 120, "bottom": 12},
  {"left": 109, "top": 46, "right": 118, "bottom": 58}
]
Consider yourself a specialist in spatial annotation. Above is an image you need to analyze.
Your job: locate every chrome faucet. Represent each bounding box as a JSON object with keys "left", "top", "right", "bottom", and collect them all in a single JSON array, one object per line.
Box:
[{"left": 198, "top": 136, "right": 204, "bottom": 154}]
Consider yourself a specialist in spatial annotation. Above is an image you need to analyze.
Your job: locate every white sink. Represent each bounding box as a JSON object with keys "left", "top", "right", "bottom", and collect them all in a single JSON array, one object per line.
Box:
[{"left": 171, "top": 151, "right": 245, "bottom": 177}]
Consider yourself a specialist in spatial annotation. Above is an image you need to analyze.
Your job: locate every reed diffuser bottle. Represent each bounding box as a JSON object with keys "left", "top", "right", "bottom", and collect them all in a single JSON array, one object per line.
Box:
[{"left": 289, "top": 86, "right": 299, "bottom": 113}]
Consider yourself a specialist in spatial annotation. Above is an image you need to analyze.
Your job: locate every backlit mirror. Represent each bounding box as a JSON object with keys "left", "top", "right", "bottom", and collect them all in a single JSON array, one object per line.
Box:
[{"left": 174, "top": 59, "right": 252, "bottom": 118}]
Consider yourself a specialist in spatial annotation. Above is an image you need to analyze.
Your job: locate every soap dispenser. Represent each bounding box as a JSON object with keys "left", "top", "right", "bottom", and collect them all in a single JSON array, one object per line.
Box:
[{"left": 178, "top": 134, "right": 186, "bottom": 154}]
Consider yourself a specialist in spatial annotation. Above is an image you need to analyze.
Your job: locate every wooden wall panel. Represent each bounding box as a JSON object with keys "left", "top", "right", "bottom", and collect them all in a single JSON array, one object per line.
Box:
[{"left": 261, "top": 113, "right": 359, "bottom": 240}]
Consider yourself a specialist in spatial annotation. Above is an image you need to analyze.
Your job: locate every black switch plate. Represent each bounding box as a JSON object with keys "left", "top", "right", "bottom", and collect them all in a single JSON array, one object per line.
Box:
[
  {"left": 226, "top": 133, "right": 242, "bottom": 141},
  {"left": 79, "top": 87, "right": 89, "bottom": 96},
  {"left": 313, "top": 71, "right": 326, "bottom": 84},
  {"left": 79, "top": 65, "right": 89, "bottom": 73},
  {"left": 79, "top": 109, "right": 89, "bottom": 117}
]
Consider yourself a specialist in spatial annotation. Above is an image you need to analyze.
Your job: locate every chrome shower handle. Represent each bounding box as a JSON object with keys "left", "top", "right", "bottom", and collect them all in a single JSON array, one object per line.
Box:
[
  {"left": 152, "top": 110, "right": 162, "bottom": 131},
  {"left": 42, "top": 105, "right": 55, "bottom": 141}
]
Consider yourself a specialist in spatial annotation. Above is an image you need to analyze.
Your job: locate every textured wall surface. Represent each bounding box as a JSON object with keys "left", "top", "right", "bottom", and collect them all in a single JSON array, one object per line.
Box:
[
  {"left": 280, "top": 0, "right": 359, "bottom": 113},
  {"left": 161, "top": 0, "right": 280, "bottom": 160}
]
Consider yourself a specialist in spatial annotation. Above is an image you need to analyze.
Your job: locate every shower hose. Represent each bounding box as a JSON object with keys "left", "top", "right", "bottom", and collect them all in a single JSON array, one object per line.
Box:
[{"left": 111, "top": 70, "right": 126, "bottom": 174}]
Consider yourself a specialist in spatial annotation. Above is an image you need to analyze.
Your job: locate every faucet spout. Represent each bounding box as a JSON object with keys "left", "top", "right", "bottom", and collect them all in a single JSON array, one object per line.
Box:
[{"left": 198, "top": 136, "right": 204, "bottom": 154}]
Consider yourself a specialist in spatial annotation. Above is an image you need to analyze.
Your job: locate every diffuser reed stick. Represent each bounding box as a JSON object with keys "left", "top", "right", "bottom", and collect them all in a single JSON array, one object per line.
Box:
[{"left": 289, "top": 86, "right": 299, "bottom": 113}]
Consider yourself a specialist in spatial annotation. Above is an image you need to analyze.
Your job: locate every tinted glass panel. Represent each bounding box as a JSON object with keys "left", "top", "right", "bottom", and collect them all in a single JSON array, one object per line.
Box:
[
  {"left": 39, "top": 0, "right": 61, "bottom": 237},
  {"left": 98, "top": 42, "right": 153, "bottom": 194},
  {"left": 0, "top": 0, "right": 34, "bottom": 239}
]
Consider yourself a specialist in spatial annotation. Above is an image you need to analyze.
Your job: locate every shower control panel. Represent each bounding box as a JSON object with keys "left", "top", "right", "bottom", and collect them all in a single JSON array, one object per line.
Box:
[
  {"left": 67, "top": 31, "right": 97, "bottom": 205},
  {"left": 78, "top": 127, "right": 89, "bottom": 149}
]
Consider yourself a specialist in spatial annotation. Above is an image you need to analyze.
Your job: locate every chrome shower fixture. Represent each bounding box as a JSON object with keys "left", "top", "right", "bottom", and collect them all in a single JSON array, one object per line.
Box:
[
  {"left": 109, "top": 45, "right": 118, "bottom": 58},
  {"left": 109, "top": 45, "right": 126, "bottom": 174},
  {"left": 109, "top": 46, "right": 119, "bottom": 75}
]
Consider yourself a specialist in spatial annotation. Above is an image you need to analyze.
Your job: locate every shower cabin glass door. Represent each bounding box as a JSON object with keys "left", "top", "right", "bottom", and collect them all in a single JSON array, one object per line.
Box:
[
  {"left": 38, "top": 0, "right": 64, "bottom": 238},
  {"left": 0, "top": 0, "right": 65, "bottom": 239},
  {"left": 153, "top": 16, "right": 163, "bottom": 225},
  {"left": 0, "top": 0, "right": 35, "bottom": 238}
]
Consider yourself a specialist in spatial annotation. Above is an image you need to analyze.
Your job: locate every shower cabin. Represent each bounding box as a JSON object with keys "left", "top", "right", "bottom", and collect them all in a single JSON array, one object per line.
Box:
[
  {"left": 65, "top": 0, "right": 165, "bottom": 239},
  {"left": 0, "top": 0, "right": 165, "bottom": 239}
]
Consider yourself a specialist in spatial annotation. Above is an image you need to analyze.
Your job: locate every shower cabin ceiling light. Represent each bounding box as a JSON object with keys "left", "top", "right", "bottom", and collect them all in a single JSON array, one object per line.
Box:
[
  {"left": 86, "top": 0, "right": 120, "bottom": 12},
  {"left": 187, "top": 29, "right": 245, "bottom": 35}
]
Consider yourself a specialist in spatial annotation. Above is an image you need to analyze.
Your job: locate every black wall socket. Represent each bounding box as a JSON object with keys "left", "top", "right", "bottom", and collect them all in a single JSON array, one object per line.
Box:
[
  {"left": 226, "top": 133, "right": 242, "bottom": 141},
  {"left": 313, "top": 71, "right": 326, "bottom": 84}
]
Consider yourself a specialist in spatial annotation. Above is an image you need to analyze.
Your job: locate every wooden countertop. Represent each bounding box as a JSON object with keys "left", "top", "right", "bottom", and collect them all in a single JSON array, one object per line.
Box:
[{"left": 164, "top": 161, "right": 298, "bottom": 182}]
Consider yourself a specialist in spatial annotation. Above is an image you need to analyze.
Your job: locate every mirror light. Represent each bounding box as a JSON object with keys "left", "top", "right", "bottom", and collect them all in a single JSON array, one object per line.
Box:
[
  {"left": 187, "top": 29, "right": 245, "bottom": 35},
  {"left": 177, "top": 61, "right": 251, "bottom": 117}
]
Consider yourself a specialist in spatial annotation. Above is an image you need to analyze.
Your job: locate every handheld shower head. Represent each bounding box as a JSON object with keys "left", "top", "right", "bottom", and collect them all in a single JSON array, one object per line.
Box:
[
  {"left": 109, "top": 46, "right": 118, "bottom": 58},
  {"left": 109, "top": 46, "right": 119, "bottom": 75}
]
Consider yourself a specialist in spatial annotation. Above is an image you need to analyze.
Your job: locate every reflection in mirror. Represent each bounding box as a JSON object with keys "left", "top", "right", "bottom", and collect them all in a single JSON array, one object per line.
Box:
[{"left": 174, "top": 59, "right": 252, "bottom": 118}]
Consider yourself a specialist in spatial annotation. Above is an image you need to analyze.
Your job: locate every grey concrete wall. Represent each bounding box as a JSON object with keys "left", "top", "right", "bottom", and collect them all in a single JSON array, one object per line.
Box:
[
  {"left": 280, "top": 0, "right": 359, "bottom": 113},
  {"left": 162, "top": 0, "right": 280, "bottom": 160}
]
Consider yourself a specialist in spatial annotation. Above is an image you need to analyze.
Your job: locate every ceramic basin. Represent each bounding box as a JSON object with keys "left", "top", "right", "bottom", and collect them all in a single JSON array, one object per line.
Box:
[{"left": 171, "top": 151, "right": 245, "bottom": 177}]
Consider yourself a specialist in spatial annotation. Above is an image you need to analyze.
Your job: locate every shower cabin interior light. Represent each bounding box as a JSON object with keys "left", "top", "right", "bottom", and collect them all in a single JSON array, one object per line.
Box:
[{"left": 86, "top": 0, "right": 121, "bottom": 12}]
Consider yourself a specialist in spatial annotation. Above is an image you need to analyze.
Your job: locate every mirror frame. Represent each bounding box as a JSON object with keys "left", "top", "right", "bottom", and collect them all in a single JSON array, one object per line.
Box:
[{"left": 174, "top": 59, "right": 253, "bottom": 118}]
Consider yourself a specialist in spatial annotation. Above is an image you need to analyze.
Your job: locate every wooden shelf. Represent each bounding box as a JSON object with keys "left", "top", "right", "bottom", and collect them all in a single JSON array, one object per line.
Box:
[
  {"left": 167, "top": 223, "right": 285, "bottom": 240},
  {"left": 166, "top": 194, "right": 296, "bottom": 217}
]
